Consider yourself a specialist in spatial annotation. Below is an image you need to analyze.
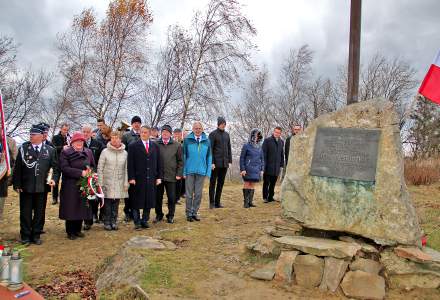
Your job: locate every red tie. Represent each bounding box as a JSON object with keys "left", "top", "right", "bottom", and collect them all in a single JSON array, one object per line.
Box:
[{"left": 145, "top": 142, "right": 149, "bottom": 153}]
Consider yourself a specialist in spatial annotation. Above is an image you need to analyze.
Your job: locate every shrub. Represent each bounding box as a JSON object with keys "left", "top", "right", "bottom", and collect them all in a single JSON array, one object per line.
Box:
[{"left": 404, "top": 158, "right": 440, "bottom": 186}]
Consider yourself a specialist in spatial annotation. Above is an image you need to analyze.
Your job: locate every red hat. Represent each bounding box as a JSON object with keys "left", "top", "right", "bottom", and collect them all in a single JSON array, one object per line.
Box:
[{"left": 70, "top": 131, "right": 86, "bottom": 144}]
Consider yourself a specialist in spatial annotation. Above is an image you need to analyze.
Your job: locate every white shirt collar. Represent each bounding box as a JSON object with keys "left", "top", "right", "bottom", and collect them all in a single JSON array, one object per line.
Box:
[{"left": 32, "top": 143, "right": 43, "bottom": 149}]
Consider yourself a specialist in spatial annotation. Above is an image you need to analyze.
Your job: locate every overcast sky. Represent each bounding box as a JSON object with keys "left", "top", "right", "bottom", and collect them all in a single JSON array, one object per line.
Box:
[{"left": 0, "top": 0, "right": 439, "bottom": 87}]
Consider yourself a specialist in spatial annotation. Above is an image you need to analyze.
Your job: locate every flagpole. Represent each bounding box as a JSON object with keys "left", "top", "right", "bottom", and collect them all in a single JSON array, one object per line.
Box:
[
  {"left": 347, "top": 0, "right": 362, "bottom": 105},
  {"left": 0, "top": 89, "right": 10, "bottom": 175}
]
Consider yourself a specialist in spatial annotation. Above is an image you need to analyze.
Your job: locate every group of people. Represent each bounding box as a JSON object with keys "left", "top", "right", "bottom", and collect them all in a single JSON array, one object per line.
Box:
[{"left": 1, "top": 115, "right": 302, "bottom": 245}]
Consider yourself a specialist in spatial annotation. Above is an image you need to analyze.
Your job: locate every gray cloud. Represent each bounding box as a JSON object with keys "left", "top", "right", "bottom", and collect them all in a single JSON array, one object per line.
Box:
[{"left": 0, "top": 0, "right": 439, "bottom": 87}]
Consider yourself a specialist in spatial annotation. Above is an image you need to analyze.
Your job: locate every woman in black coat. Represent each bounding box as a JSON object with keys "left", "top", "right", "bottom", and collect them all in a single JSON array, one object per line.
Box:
[
  {"left": 239, "top": 129, "right": 264, "bottom": 208},
  {"left": 59, "top": 132, "right": 95, "bottom": 240}
]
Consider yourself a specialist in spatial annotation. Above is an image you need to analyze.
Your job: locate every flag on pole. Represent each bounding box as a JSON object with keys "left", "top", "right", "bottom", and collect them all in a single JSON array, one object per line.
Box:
[
  {"left": 419, "top": 50, "right": 440, "bottom": 104},
  {"left": 0, "top": 89, "right": 10, "bottom": 179}
]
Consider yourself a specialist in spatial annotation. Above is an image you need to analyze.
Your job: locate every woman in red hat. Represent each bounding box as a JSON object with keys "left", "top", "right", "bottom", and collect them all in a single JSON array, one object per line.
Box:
[{"left": 58, "top": 131, "right": 96, "bottom": 240}]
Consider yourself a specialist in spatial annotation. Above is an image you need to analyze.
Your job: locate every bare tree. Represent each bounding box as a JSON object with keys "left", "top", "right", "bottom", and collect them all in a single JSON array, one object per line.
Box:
[
  {"left": 233, "top": 68, "right": 276, "bottom": 141},
  {"left": 2, "top": 69, "right": 52, "bottom": 136},
  {"left": 405, "top": 95, "right": 440, "bottom": 158},
  {"left": 275, "top": 45, "right": 313, "bottom": 129},
  {"left": 57, "top": 0, "right": 153, "bottom": 126},
  {"left": 177, "top": 0, "right": 257, "bottom": 128},
  {"left": 336, "top": 53, "right": 418, "bottom": 127},
  {"left": 137, "top": 26, "right": 187, "bottom": 127},
  {"left": 0, "top": 36, "right": 17, "bottom": 87},
  {"left": 306, "top": 77, "right": 338, "bottom": 120}
]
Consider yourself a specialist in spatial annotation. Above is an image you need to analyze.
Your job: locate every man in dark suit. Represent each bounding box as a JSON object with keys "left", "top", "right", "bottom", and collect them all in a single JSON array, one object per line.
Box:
[
  {"left": 262, "top": 126, "right": 284, "bottom": 203},
  {"left": 82, "top": 124, "right": 104, "bottom": 228},
  {"left": 122, "top": 115, "right": 142, "bottom": 222},
  {"left": 208, "top": 117, "right": 232, "bottom": 209},
  {"left": 51, "top": 122, "right": 70, "bottom": 204},
  {"left": 127, "top": 126, "right": 163, "bottom": 230},
  {"left": 13, "top": 125, "right": 59, "bottom": 245},
  {"left": 36, "top": 123, "right": 55, "bottom": 234}
]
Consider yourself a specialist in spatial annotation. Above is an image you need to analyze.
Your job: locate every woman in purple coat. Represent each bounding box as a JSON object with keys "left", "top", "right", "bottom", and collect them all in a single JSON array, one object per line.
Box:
[
  {"left": 59, "top": 131, "right": 95, "bottom": 240},
  {"left": 239, "top": 129, "right": 264, "bottom": 208}
]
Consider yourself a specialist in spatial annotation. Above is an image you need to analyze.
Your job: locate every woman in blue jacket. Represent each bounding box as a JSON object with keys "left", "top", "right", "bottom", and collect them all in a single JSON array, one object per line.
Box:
[{"left": 239, "top": 128, "right": 264, "bottom": 208}]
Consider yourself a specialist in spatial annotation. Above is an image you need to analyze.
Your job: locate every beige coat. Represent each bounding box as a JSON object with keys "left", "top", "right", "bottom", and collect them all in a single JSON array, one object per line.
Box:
[{"left": 97, "top": 142, "right": 129, "bottom": 199}]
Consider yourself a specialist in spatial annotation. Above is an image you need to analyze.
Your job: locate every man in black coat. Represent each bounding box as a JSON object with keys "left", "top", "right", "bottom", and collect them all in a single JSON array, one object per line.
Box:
[
  {"left": 262, "top": 126, "right": 284, "bottom": 203},
  {"left": 82, "top": 124, "right": 104, "bottom": 228},
  {"left": 122, "top": 115, "right": 142, "bottom": 222},
  {"left": 36, "top": 123, "right": 55, "bottom": 234},
  {"left": 13, "top": 125, "right": 59, "bottom": 245},
  {"left": 128, "top": 126, "right": 163, "bottom": 230},
  {"left": 51, "top": 122, "right": 70, "bottom": 204},
  {"left": 208, "top": 117, "right": 232, "bottom": 209}
]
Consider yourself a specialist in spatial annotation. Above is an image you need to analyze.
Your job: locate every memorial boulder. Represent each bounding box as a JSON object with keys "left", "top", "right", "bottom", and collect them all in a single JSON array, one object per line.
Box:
[{"left": 281, "top": 99, "right": 422, "bottom": 246}]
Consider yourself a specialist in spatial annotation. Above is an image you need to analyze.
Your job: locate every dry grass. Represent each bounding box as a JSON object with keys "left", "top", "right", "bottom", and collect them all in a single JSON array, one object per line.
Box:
[
  {"left": 405, "top": 158, "right": 440, "bottom": 185},
  {"left": 1, "top": 182, "right": 440, "bottom": 299}
]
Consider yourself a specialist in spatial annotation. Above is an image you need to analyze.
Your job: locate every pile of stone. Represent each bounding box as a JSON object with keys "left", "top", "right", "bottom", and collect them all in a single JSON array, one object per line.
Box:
[
  {"left": 249, "top": 229, "right": 440, "bottom": 299},
  {"left": 247, "top": 100, "right": 440, "bottom": 299}
]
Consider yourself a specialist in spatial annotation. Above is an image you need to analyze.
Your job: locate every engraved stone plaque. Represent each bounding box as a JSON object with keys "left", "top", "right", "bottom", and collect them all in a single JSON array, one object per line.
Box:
[{"left": 310, "top": 127, "right": 381, "bottom": 181}]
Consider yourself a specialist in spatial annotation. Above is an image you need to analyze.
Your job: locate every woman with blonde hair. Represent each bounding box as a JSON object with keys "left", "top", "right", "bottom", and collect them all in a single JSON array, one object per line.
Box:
[{"left": 97, "top": 131, "right": 129, "bottom": 230}]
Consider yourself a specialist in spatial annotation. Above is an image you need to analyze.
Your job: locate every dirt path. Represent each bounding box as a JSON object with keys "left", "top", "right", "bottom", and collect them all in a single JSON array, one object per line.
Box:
[{"left": 1, "top": 183, "right": 440, "bottom": 299}]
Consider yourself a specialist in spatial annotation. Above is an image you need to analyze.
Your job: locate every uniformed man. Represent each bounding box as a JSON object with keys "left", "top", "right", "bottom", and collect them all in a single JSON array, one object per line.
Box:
[
  {"left": 13, "top": 125, "right": 59, "bottom": 245},
  {"left": 37, "top": 122, "right": 54, "bottom": 148}
]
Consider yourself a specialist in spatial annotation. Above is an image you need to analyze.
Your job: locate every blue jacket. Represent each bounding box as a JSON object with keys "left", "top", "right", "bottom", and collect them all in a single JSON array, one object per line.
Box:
[
  {"left": 240, "top": 143, "right": 264, "bottom": 181},
  {"left": 183, "top": 132, "right": 212, "bottom": 177}
]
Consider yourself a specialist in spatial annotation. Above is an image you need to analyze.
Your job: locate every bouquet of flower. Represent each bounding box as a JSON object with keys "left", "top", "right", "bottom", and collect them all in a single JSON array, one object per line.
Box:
[{"left": 78, "top": 168, "right": 104, "bottom": 208}]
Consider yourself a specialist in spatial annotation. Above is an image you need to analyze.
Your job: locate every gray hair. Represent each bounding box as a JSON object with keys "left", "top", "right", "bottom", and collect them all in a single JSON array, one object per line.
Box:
[
  {"left": 82, "top": 124, "right": 93, "bottom": 131},
  {"left": 192, "top": 121, "right": 203, "bottom": 130}
]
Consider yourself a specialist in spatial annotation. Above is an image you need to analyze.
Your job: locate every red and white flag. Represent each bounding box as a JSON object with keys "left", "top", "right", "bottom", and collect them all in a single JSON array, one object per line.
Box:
[
  {"left": 419, "top": 50, "right": 440, "bottom": 104},
  {"left": 0, "top": 90, "right": 10, "bottom": 179}
]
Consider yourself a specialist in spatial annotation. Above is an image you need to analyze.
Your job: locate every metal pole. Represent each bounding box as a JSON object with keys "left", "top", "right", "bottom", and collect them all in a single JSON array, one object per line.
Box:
[{"left": 347, "top": 0, "right": 362, "bottom": 105}]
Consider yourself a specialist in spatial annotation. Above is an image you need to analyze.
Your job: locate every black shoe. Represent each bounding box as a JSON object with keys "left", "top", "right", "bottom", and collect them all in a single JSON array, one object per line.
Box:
[
  {"left": 104, "top": 224, "right": 112, "bottom": 231},
  {"left": 263, "top": 199, "right": 269, "bottom": 203},
  {"left": 20, "top": 239, "right": 31, "bottom": 245},
  {"left": 192, "top": 216, "right": 200, "bottom": 222},
  {"left": 135, "top": 224, "right": 142, "bottom": 231},
  {"left": 67, "top": 234, "right": 77, "bottom": 240},
  {"left": 167, "top": 217, "right": 174, "bottom": 224},
  {"left": 249, "top": 203, "right": 257, "bottom": 207},
  {"left": 83, "top": 224, "right": 92, "bottom": 231},
  {"left": 141, "top": 222, "right": 150, "bottom": 229},
  {"left": 52, "top": 199, "right": 58, "bottom": 205},
  {"left": 153, "top": 217, "right": 163, "bottom": 224},
  {"left": 112, "top": 224, "right": 118, "bottom": 230},
  {"left": 187, "top": 217, "right": 193, "bottom": 222},
  {"left": 75, "top": 232, "right": 85, "bottom": 238},
  {"left": 93, "top": 214, "right": 99, "bottom": 224},
  {"left": 215, "top": 204, "right": 224, "bottom": 208},
  {"left": 32, "top": 238, "right": 43, "bottom": 245},
  {"left": 124, "top": 215, "right": 131, "bottom": 223},
  {"left": 40, "top": 230, "right": 46, "bottom": 235}
]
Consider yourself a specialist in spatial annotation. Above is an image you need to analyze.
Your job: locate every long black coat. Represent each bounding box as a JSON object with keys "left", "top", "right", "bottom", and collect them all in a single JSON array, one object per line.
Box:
[
  {"left": 209, "top": 129, "right": 232, "bottom": 168},
  {"left": 59, "top": 147, "right": 95, "bottom": 220},
  {"left": 262, "top": 136, "right": 285, "bottom": 177},
  {"left": 127, "top": 140, "right": 163, "bottom": 210}
]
